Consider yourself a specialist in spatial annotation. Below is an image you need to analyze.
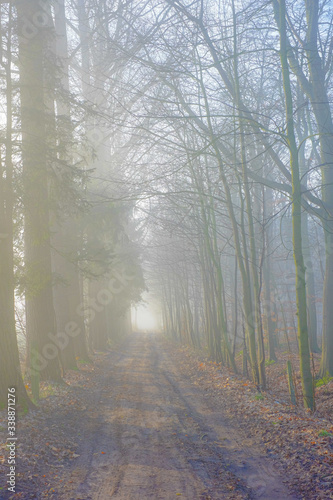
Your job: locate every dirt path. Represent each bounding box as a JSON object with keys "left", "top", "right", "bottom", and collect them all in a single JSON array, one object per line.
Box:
[{"left": 48, "top": 333, "right": 299, "bottom": 500}]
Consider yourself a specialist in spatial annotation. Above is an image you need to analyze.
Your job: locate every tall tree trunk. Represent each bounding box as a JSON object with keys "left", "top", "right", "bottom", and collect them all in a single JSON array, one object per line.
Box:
[
  {"left": 52, "top": 0, "right": 90, "bottom": 363},
  {"left": 296, "top": 94, "right": 320, "bottom": 355},
  {"left": 283, "top": 0, "right": 333, "bottom": 375},
  {"left": 196, "top": 20, "right": 259, "bottom": 383},
  {"left": 51, "top": 229, "right": 77, "bottom": 370},
  {"left": 232, "top": 0, "right": 265, "bottom": 389},
  {"left": 88, "top": 279, "right": 108, "bottom": 351},
  {"left": 263, "top": 185, "right": 277, "bottom": 361},
  {"left": 302, "top": 214, "right": 320, "bottom": 353},
  {"left": 303, "top": 0, "right": 333, "bottom": 376},
  {"left": 16, "top": 0, "right": 61, "bottom": 381},
  {"left": 0, "top": 4, "right": 30, "bottom": 406},
  {"left": 274, "top": 0, "right": 314, "bottom": 409}
]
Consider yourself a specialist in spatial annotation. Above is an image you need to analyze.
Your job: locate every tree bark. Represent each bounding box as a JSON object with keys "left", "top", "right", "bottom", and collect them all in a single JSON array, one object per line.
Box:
[
  {"left": 16, "top": 0, "right": 61, "bottom": 381},
  {"left": 0, "top": 3, "right": 32, "bottom": 408},
  {"left": 303, "top": 0, "right": 333, "bottom": 376},
  {"left": 274, "top": 0, "right": 314, "bottom": 409}
]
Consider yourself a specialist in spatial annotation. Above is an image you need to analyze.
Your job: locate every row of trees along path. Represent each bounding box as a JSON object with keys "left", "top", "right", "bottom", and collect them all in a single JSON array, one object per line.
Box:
[{"left": 1, "top": 0, "right": 333, "bottom": 413}]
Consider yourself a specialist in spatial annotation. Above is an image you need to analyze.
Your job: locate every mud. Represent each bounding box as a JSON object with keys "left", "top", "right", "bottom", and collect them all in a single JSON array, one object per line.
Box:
[{"left": 55, "top": 333, "right": 299, "bottom": 500}]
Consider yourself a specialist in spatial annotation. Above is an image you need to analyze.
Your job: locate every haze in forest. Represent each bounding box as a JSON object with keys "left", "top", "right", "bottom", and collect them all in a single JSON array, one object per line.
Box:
[
  {"left": 1, "top": 1, "right": 333, "bottom": 498},
  {"left": 0, "top": 0, "right": 332, "bottom": 434}
]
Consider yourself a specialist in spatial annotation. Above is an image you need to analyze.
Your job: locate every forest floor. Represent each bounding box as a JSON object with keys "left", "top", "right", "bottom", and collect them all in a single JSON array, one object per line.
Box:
[{"left": 0, "top": 333, "right": 332, "bottom": 500}]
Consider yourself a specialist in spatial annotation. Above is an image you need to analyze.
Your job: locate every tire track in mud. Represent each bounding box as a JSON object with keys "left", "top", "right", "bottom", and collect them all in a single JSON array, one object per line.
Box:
[
  {"left": 154, "top": 339, "right": 300, "bottom": 500},
  {"left": 58, "top": 333, "right": 299, "bottom": 500}
]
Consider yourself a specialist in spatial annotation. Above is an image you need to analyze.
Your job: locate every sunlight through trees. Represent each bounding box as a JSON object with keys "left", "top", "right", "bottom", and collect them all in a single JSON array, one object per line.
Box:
[{"left": 0, "top": 0, "right": 333, "bottom": 412}]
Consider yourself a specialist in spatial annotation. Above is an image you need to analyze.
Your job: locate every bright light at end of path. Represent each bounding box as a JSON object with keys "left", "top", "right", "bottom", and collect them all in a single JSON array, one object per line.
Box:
[{"left": 133, "top": 306, "right": 159, "bottom": 331}]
